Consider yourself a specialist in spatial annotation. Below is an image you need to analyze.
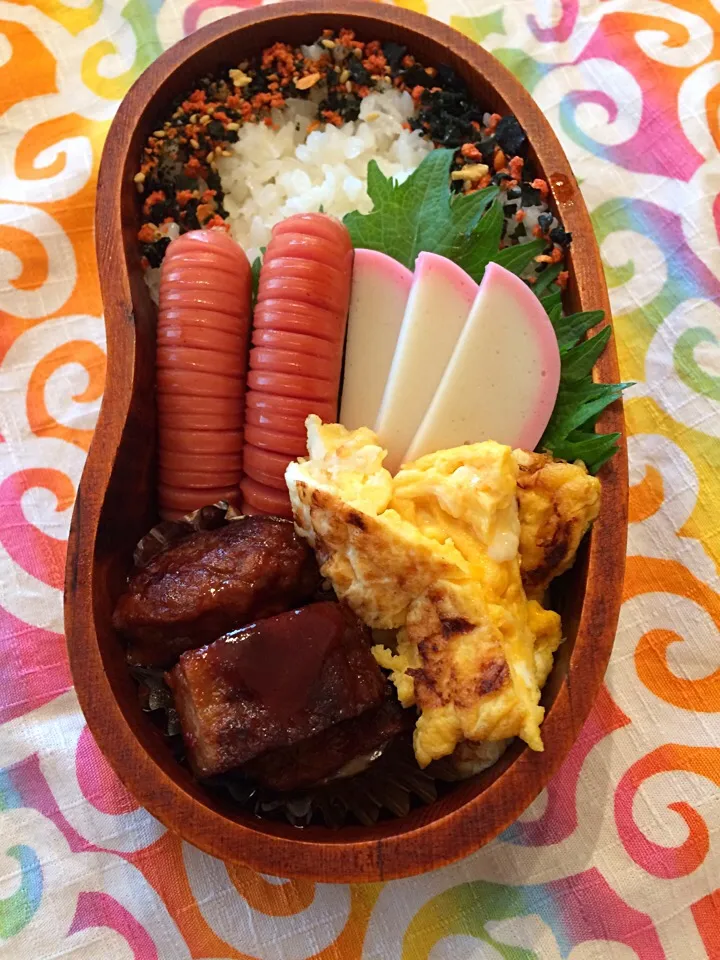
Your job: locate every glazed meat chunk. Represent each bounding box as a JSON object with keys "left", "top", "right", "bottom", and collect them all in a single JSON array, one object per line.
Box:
[
  {"left": 167, "top": 602, "right": 387, "bottom": 778},
  {"left": 113, "top": 516, "right": 321, "bottom": 666},
  {"left": 243, "top": 696, "right": 411, "bottom": 792}
]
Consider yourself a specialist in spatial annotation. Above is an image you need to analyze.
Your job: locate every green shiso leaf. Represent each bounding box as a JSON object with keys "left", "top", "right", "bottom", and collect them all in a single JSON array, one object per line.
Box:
[
  {"left": 493, "top": 238, "right": 545, "bottom": 275},
  {"left": 251, "top": 254, "right": 262, "bottom": 303},
  {"left": 344, "top": 149, "right": 499, "bottom": 278},
  {"left": 344, "top": 149, "right": 630, "bottom": 472}
]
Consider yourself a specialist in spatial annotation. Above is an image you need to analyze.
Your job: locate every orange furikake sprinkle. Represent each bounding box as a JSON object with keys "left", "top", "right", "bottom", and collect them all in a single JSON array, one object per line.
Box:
[
  {"left": 184, "top": 157, "right": 204, "bottom": 178},
  {"left": 515, "top": 209, "right": 526, "bottom": 222},
  {"left": 262, "top": 42, "right": 295, "bottom": 75},
  {"left": 509, "top": 155, "right": 524, "bottom": 180},
  {"left": 321, "top": 110, "right": 343, "bottom": 127},
  {"left": 461, "top": 142, "right": 482, "bottom": 162},
  {"left": 196, "top": 203, "right": 215, "bottom": 224},
  {"left": 557, "top": 271, "right": 569, "bottom": 289},
  {"left": 531, "top": 177, "right": 549, "bottom": 199},
  {"left": 338, "top": 28, "right": 363, "bottom": 49},
  {"left": 142, "top": 190, "right": 165, "bottom": 216},
  {"left": 363, "top": 52, "right": 387, "bottom": 75},
  {"left": 138, "top": 223, "right": 158, "bottom": 243},
  {"left": 486, "top": 113, "right": 501, "bottom": 133}
]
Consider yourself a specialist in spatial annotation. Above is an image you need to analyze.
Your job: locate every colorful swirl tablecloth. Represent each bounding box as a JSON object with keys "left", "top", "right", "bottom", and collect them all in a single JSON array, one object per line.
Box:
[{"left": 1, "top": 0, "right": 719, "bottom": 956}]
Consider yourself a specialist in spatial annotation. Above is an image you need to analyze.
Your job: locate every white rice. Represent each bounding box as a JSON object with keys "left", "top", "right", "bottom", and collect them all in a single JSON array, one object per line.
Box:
[{"left": 216, "top": 88, "right": 433, "bottom": 262}]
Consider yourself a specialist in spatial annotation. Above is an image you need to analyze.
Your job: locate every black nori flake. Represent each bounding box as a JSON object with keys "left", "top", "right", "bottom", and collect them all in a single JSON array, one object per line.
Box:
[
  {"left": 538, "top": 212, "right": 553, "bottom": 231},
  {"left": 494, "top": 114, "right": 526, "bottom": 156},
  {"left": 149, "top": 200, "right": 171, "bottom": 221},
  {"left": 347, "top": 56, "right": 371, "bottom": 86},
  {"left": 492, "top": 172, "right": 512, "bottom": 185},
  {"left": 183, "top": 198, "right": 200, "bottom": 231},
  {"left": 506, "top": 186, "right": 522, "bottom": 200},
  {"left": 141, "top": 237, "right": 171, "bottom": 268},
  {"left": 207, "top": 119, "right": 226, "bottom": 139},
  {"left": 435, "top": 63, "right": 463, "bottom": 92},
  {"left": 521, "top": 182, "right": 542, "bottom": 206},
  {"left": 382, "top": 41, "right": 407, "bottom": 69},
  {"left": 173, "top": 173, "right": 196, "bottom": 191},
  {"left": 550, "top": 226, "right": 572, "bottom": 246},
  {"left": 206, "top": 169, "right": 222, "bottom": 192},
  {"left": 402, "top": 64, "right": 434, "bottom": 88},
  {"left": 320, "top": 89, "right": 361, "bottom": 122},
  {"left": 477, "top": 135, "right": 497, "bottom": 160}
]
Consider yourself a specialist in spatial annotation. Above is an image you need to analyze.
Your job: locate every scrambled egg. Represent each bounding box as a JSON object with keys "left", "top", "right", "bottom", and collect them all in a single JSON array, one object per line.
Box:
[
  {"left": 513, "top": 449, "right": 601, "bottom": 600},
  {"left": 286, "top": 417, "right": 599, "bottom": 769}
]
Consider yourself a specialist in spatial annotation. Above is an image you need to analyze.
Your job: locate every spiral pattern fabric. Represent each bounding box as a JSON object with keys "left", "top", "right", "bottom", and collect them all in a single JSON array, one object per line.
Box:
[{"left": 1, "top": 0, "right": 718, "bottom": 956}]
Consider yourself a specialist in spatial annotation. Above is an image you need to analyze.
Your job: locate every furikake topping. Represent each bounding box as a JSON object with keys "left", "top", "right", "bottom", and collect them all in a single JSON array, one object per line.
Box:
[{"left": 136, "top": 28, "right": 567, "bottom": 289}]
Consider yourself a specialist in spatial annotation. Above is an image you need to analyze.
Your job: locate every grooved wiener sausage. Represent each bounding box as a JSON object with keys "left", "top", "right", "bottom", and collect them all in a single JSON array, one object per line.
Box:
[
  {"left": 241, "top": 214, "right": 352, "bottom": 516},
  {"left": 156, "top": 229, "right": 251, "bottom": 520}
]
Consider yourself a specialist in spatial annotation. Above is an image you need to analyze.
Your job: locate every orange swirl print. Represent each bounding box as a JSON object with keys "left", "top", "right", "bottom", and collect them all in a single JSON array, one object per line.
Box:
[
  {"left": 225, "top": 865, "right": 315, "bottom": 915},
  {"left": 636, "top": 629, "right": 720, "bottom": 713},
  {"left": 0, "top": 223, "right": 49, "bottom": 295},
  {"left": 14, "top": 114, "right": 92, "bottom": 184},
  {"left": 628, "top": 464, "right": 664, "bottom": 524},
  {"left": 625, "top": 555, "right": 720, "bottom": 712},
  {"left": 614, "top": 744, "right": 718, "bottom": 879},
  {"left": 132, "top": 834, "right": 250, "bottom": 959},
  {"left": 0, "top": 20, "right": 57, "bottom": 117},
  {"left": 27, "top": 340, "right": 106, "bottom": 452}
]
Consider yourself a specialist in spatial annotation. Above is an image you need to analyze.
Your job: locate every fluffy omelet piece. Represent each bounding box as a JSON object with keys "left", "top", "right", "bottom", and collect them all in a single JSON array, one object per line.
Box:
[
  {"left": 286, "top": 416, "right": 469, "bottom": 629},
  {"left": 513, "top": 450, "right": 601, "bottom": 599},
  {"left": 287, "top": 418, "right": 563, "bottom": 767}
]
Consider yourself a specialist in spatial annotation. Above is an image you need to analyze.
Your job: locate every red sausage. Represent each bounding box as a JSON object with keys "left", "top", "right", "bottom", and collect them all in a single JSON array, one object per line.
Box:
[
  {"left": 270, "top": 212, "right": 353, "bottom": 247},
  {"left": 246, "top": 391, "right": 335, "bottom": 422},
  {"left": 158, "top": 483, "right": 241, "bottom": 512},
  {"left": 160, "top": 429, "right": 245, "bottom": 456},
  {"left": 244, "top": 424, "right": 307, "bottom": 456},
  {"left": 249, "top": 348, "right": 337, "bottom": 381},
  {"left": 259, "top": 256, "right": 348, "bottom": 289},
  {"left": 264, "top": 233, "right": 351, "bottom": 271},
  {"left": 245, "top": 407, "right": 306, "bottom": 436},
  {"left": 157, "top": 229, "right": 251, "bottom": 519},
  {"left": 247, "top": 370, "right": 338, "bottom": 403},
  {"left": 157, "top": 369, "right": 245, "bottom": 399},
  {"left": 159, "top": 410, "right": 245, "bottom": 433},
  {"left": 158, "top": 449, "right": 244, "bottom": 476},
  {"left": 156, "top": 393, "right": 241, "bottom": 416},
  {"left": 257, "top": 276, "right": 350, "bottom": 314},
  {"left": 243, "top": 444, "right": 297, "bottom": 485},
  {"left": 158, "top": 468, "right": 243, "bottom": 489},
  {"left": 160, "top": 307, "right": 253, "bottom": 335},
  {"left": 253, "top": 302, "right": 344, "bottom": 342},
  {"left": 241, "top": 214, "right": 352, "bottom": 517},
  {"left": 157, "top": 346, "right": 246, "bottom": 379},
  {"left": 251, "top": 328, "right": 338, "bottom": 360},
  {"left": 240, "top": 477, "right": 293, "bottom": 519},
  {"left": 158, "top": 324, "right": 247, "bottom": 354}
]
